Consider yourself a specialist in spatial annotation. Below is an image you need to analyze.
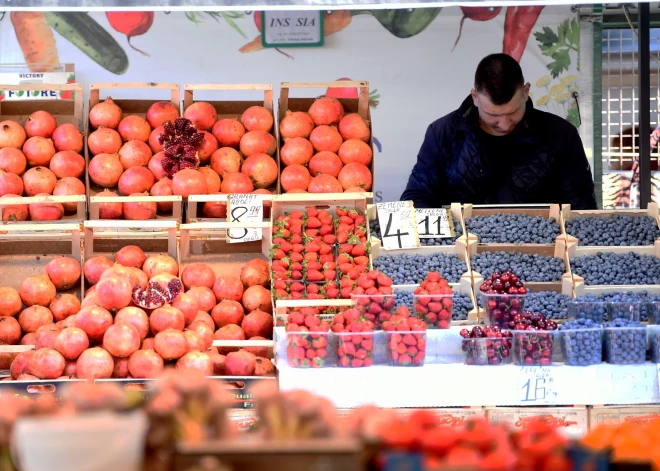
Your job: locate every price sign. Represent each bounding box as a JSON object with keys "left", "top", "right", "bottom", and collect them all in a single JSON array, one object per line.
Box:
[
  {"left": 415, "top": 208, "right": 454, "bottom": 239},
  {"left": 226, "top": 194, "right": 263, "bottom": 244},
  {"left": 376, "top": 201, "right": 420, "bottom": 250},
  {"left": 519, "top": 367, "right": 558, "bottom": 404}
]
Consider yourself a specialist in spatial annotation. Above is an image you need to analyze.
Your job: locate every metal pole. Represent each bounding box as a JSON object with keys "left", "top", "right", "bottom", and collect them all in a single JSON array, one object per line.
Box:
[{"left": 639, "top": 2, "right": 651, "bottom": 208}]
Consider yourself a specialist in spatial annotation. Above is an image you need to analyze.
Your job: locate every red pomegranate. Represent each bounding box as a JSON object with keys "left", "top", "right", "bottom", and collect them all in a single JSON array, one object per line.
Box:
[
  {"left": 208, "top": 348, "right": 225, "bottom": 375},
  {"left": 35, "top": 324, "right": 61, "bottom": 350},
  {"left": 89, "top": 153, "right": 123, "bottom": 188},
  {"left": 224, "top": 350, "right": 256, "bottom": 376},
  {"left": 22, "top": 166, "right": 57, "bottom": 196},
  {"left": 310, "top": 125, "right": 343, "bottom": 153},
  {"left": 242, "top": 336, "right": 269, "bottom": 357},
  {"left": 0, "top": 194, "right": 28, "bottom": 222},
  {"left": 95, "top": 275, "right": 132, "bottom": 311},
  {"left": 118, "top": 115, "right": 151, "bottom": 142},
  {"left": 89, "top": 97, "right": 123, "bottom": 129},
  {"left": 112, "top": 357, "right": 129, "bottom": 378},
  {"left": 45, "top": 256, "right": 81, "bottom": 290},
  {"left": 75, "top": 305, "right": 113, "bottom": 342},
  {"left": 80, "top": 293, "right": 99, "bottom": 309},
  {"left": 176, "top": 351, "right": 212, "bottom": 374},
  {"left": 184, "top": 102, "right": 218, "bottom": 131},
  {"left": 76, "top": 347, "right": 114, "bottom": 380},
  {"left": 49, "top": 294, "right": 81, "bottom": 322},
  {"left": 29, "top": 193, "right": 65, "bottom": 221},
  {"left": 309, "top": 151, "right": 343, "bottom": 178},
  {"left": 54, "top": 327, "right": 89, "bottom": 360},
  {"left": 84, "top": 255, "right": 114, "bottom": 285},
  {"left": 241, "top": 106, "right": 273, "bottom": 133},
  {"left": 128, "top": 349, "right": 164, "bottom": 378},
  {"left": 115, "top": 306, "right": 149, "bottom": 340},
  {"left": 143, "top": 254, "right": 178, "bottom": 278},
  {"left": 339, "top": 113, "right": 371, "bottom": 142},
  {"left": 281, "top": 164, "right": 311, "bottom": 193},
  {"left": 0, "top": 170, "right": 24, "bottom": 196},
  {"left": 0, "top": 120, "right": 27, "bottom": 149},
  {"left": 183, "top": 330, "right": 205, "bottom": 352},
  {"left": 186, "top": 287, "right": 216, "bottom": 313},
  {"left": 118, "top": 166, "right": 155, "bottom": 195},
  {"left": 220, "top": 172, "right": 254, "bottom": 193},
  {"left": 146, "top": 101, "right": 180, "bottom": 128},
  {"left": 198, "top": 167, "right": 221, "bottom": 194},
  {"left": 182, "top": 263, "right": 216, "bottom": 290},
  {"left": 61, "top": 315, "right": 78, "bottom": 329},
  {"left": 0, "top": 148, "right": 27, "bottom": 175},
  {"left": 23, "top": 136, "right": 56, "bottom": 167},
  {"left": 25, "top": 110, "right": 57, "bottom": 139},
  {"left": 198, "top": 132, "right": 219, "bottom": 164},
  {"left": 214, "top": 324, "right": 245, "bottom": 354},
  {"left": 63, "top": 360, "right": 77, "bottom": 377},
  {"left": 279, "top": 111, "right": 315, "bottom": 140},
  {"left": 241, "top": 309, "right": 274, "bottom": 338},
  {"left": 280, "top": 137, "right": 313, "bottom": 166},
  {"left": 148, "top": 126, "right": 165, "bottom": 154},
  {"left": 212, "top": 275, "right": 244, "bottom": 303},
  {"left": 150, "top": 178, "right": 174, "bottom": 212},
  {"left": 114, "top": 245, "right": 146, "bottom": 269},
  {"left": 254, "top": 356, "right": 275, "bottom": 376},
  {"left": 30, "top": 348, "right": 65, "bottom": 379},
  {"left": 186, "top": 321, "right": 213, "bottom": 350},
  {"left": 124, "top": 192, "right": 157, "bottom": 220},
  {"left": 154, "top": 328, "right": 188, "bottom": 360},
  {"left": 141, "top": 338, "right": 155, "bottom": 350},
  {"left": 172, "top": 168, "right": 208, "bottom": 198},
  {"left": 338, "top": 139, "right": 373, "bottom": 166},
  {"left": 193, "top": 311, "right": 215, "bottom": 330},
  {"left": 88, "top": 127, "right": 122, "bottom": 155},
  {"left": 118, "top": 140, "right": 152, "bottom": 169},
  {"left": 19, "top": 274, "right": 56, "bottom": 307},
  {"left": 242, "top": 285, "right": 273, "bottom": 313},
  {"left": 212, "top": 119, "right": 245, "bottom": 148},
  {"left": 202, "top": 193, "right": 227, "bottom": 218},
  {"left": 338, "top": 162, "right": 372, "bottom": 191},
  {"left": 10, "top": 350, "right": 35, "bottom": 379},
  {"left": 172, "top": 293, "right": 199, "bottom": 325},
  {"left": 240, "top": 258, "right": 270, "bottom": 288},
  {"left": 150, "top": 304, "right": 185, "bottom": 334},
  {"left": 0, "top": 317, "right": 21, "bottom": 345},
  {"left": 103, "top": 322, "right": 140, "bottom": 357},
  {"left": 308, "top": 174, "right": 343, "bottom": 193},
  {"left": 239, "top": 131, "right": 276, "bottom": 157},
  {"left": 211, "top": 300, "right": 245, "bottom": 328},
  {"left": 241, "top": 154, "right": 277, "bottom": 189},
  {"left": 52, "top": 124, "right": 84, "bottom": 153},
  {"left": 0, "top": 287, "right": 22, "bottom": 317},
  {"left": 148, "top": 152, "right": 167, "bottom": 180},
  {"left": 309, "top": 97, "right": 344, "bottom": 126},
  {"left": 94, "top": 189, "right": 121, "bottom": 219},
  {"left": 211, "top": 148, "right": 242, "bottom": 176},
  {"left": 53, "top": 177, "right": 86, "bottom": 212},
  {"left": 50, "top": 151, "right": 85, "bottom": 179}
]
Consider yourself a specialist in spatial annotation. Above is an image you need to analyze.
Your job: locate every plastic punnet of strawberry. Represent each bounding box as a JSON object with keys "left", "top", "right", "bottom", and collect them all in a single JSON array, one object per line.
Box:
[
  {"left": 414, "top": 271, "right": 454, "bottom": 329},
  {"left": 385, "top": 315, "right": 427, "bottom": 367},
  {"left": 332, "top": 308, "right": 375, "bottom": 368},
  {"left": 286, "top": 315, "right": 331, "bottom": 368},
  {"left": 272, "top": 280, "right": 305, "bottom": 300},
  {"left": 304, "top": 206, "right": 336, "bottom": 243}
]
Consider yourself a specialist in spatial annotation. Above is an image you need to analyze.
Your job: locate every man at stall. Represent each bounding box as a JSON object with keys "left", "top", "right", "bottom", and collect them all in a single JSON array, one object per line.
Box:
[{"left": 401, "top": 53, "right": 597, "bottom": 209}]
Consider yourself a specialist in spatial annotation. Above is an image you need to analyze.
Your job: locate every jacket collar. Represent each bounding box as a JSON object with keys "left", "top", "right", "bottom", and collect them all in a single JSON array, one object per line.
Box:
[{"left": 454, "top": 94, "right": 536, "bottom": 140}]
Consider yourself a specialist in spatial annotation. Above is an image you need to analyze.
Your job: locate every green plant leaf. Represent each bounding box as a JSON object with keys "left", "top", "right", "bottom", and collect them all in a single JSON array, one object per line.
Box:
[
  {"left": 567, "top": 18, "right": 580, "bottom": 48},
  {"left": 548, "top": 49, "right": 571, "bottom": 78},
  {"left": 534, "top": 27, "right": 558, "bottom": 47},
  {"left": 221, "top": 12, "right": 247, "bottom": 39},
  {"left": 566, "top": 107, "right": 580, "bottom": 128}
]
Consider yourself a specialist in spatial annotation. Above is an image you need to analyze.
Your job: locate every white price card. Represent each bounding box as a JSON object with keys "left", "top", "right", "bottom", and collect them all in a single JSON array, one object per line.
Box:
[
  {"left": 226, "top": 194, "right": 263, "bottom": 244},
  {"left": 518, "top": 366, "right": 558, "bottom": 405},
  {"left": 415, "top": 208, "right": 454, "bottom": 239},
  {"left": 376, "top": 201, "right": 420, "bottom": 250}
]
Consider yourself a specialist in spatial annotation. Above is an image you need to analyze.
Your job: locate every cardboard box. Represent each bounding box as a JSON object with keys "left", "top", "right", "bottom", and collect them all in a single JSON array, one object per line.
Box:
[
  {"left": 336, "top": 407, "right": 486, "bottom": 426},
  {"left": 486, "top": 406, "right": 589, "bottom": 434},
  {"left": 589, "top": 405, "right": 660, "bottom": 426}
]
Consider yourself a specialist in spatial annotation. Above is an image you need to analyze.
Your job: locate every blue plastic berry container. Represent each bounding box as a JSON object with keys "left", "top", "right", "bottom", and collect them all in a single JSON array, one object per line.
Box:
[
  {"left": 560, "top": 319, "right": 603, "bottom": 366},
  {"left": 603, "top": 318, "right": 646, "bottom": 365},
  {"left": 649, "top": 325, "right": 660, "bottom": 363},
  {"left": 567, "top": 301, "right": 607, "bottom": 323}
]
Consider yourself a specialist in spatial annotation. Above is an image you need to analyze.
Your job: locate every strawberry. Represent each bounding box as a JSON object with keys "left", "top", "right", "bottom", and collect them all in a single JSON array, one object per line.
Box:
[{"left": 307, "top": 216, "right": 322, "bottom": 229}]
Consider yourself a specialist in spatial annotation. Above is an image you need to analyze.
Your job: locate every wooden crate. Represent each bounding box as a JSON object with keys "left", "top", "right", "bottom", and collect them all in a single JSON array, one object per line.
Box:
[
  {"left": 87, "top": 82, "right": 183, "bottom": 222},
  {"left": 279, "top": 81, "right": 374, "bottom": 200},
  {"left": 0, "top": 83, "right": 86, "bottom": 223}
]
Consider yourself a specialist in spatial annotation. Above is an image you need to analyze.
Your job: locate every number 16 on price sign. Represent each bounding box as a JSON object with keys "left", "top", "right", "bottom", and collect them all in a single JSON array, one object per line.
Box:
[
  {"left": 376, "top": 201, "right": 420, "bottom": 250},
  {"left": 226, "top": 194, "right": 263, "bottom": 243}
]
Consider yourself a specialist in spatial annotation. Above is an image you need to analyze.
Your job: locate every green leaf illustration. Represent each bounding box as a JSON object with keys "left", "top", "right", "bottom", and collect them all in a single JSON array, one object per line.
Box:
[
  {"left": 221, "top": 12, "right": 247, "bottom": 39},
  {"left": 547, "top": 49, "right": 571, "bottom": 78},
  {"left": 534, "top": 27, "right": 558, "bottom": 47},
  {"left": 566, "top": 107, "right": 580, "bottom": 128},
  {"left": 535, "top": 19, "right": 580, "bottom": 78}
]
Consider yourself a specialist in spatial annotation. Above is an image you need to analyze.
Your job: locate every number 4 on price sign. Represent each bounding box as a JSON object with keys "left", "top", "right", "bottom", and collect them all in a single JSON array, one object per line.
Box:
[{"left": 376, "top": 201, "right": 420, "bottom": 250}]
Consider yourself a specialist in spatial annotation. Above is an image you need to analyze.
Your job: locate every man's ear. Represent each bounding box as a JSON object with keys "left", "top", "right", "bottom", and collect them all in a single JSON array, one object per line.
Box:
[
  {"left": 471, "top": 89, "right": 478, "bottom": 107},
  {"left": 523, "top": 82, "right": 531, "bottom": 101}
]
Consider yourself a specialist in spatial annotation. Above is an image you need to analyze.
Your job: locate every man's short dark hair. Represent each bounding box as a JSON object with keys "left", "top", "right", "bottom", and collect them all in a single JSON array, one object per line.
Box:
[{"left": 474, "top": 54, "right": 524, "bottom": 105}]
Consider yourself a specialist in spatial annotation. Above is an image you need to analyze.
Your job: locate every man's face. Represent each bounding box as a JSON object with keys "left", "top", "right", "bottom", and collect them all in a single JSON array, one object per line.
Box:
[{"left": 471, "top": 83, "right": 530, "bottom": 136}]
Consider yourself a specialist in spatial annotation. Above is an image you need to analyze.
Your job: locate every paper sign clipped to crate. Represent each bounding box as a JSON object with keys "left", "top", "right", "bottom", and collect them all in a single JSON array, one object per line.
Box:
[
  {"left": 376, "top": 201, "right": 420, "bottom": 250},
  {"left": 415, "top": 208, "right": 454, "bottom": 239},
  {"left": 226, "top": 194, "right": 263, "bottom": 243}
]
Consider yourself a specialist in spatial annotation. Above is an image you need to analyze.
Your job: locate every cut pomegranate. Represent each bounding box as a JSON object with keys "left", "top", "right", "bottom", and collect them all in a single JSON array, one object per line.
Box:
[{"left": 132, "top": 278, "right": 182, "bottom": 309}]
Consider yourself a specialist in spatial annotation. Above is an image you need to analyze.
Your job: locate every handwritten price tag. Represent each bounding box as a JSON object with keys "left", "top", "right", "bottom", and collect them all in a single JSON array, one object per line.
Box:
[
  {"left": 415, "top": 208, "right": 454, "bottom": 239},
  {"left": 519, "top": 367, "right": 558, "bottom": 404},
  {"left": 226, "top": 194, "right": 263, "bottom": 244},
  {"left": 376, "top": 201, "right": 420, "bottom": 250}
]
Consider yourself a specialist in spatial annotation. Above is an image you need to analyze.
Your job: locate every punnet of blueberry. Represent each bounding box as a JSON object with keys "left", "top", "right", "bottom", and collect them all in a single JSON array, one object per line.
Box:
[
  {"left": 603, "top": 318, "right": 646, "bottom": 365},
  {"left": 567, "top": 300, "right": 608, "bottom": 323},
  {"left": 480, "top": 269, "right": 527, "bottom": 329},
  {"left": 372, "top": 253, "right": 467, "bottom": 284},
  {"left": 649, "top": 325, "right": 660, "bottom": 363},
  {"left": 370, "top": 216, "right": 463, "bottom": 246},
  {"left": 460, "top": 325, "right": 513, "bottom": 365},
  {"left": 560, "top": 318, "right": 603, "bottom": 366},
  {"left": 465, "top": 213, "right": 560, "bottom": 244},
  {"left": 566, "top": 214, "right": 660, "bottom": 247},
  {"left": 471, "top": 251, "right": 565, "bottom": 282},
  {"left": 573, "top": 291, "right": 660, "bottom": 322},
  {"left": 571, "top": 252, "right": 660, "bottom": 286}
]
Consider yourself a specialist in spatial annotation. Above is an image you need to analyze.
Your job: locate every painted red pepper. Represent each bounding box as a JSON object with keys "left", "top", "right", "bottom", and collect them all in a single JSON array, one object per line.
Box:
[{"left": 503, "top": 6, "right": 545, "bottom": 62}]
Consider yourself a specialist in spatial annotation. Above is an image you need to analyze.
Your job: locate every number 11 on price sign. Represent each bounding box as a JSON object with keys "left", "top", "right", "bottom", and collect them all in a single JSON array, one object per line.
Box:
[
  {"left": 376, "top": 201, "right": 420, "bottom": 250},
  {"left": 226, "top": 194, "right": 263, "bottom": 243}
]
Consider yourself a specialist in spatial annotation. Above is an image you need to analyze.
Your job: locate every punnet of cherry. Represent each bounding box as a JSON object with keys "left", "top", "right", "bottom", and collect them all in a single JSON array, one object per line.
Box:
[{"left": 479, "top": 269, "right": 528, "bottom": 329}]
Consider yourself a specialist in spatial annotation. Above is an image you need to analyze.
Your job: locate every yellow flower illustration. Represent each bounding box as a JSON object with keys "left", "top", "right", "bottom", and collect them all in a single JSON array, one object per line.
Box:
[
  {"left": 561, "top": 75, "right": 578, "bottom": 87},
  {"left": 549, "top": 84, "right": 565, "bottom": 97},
  {"left": 536, "top": 95, "right": 551, "bottom": 107},
  {"left": 536, "top": 76, "right": 551, "bottom": 88},
  {"left": 555, "top": 93, "right": 572, "bottom": 104}
]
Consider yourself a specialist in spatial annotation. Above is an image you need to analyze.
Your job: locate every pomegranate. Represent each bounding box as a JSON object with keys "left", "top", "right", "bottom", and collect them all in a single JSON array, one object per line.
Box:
[
  {"left": 88, "top": 127, "right": 122, "bottom": 155},
  {"left": 194, "top": 311, "right": 215, "bottom": 330},
  {"left": 243, "top": 336, "right": 269, "bottom": 357},
  {"left": 212, "top": 118, "right": 245, "bottom": 148},
  {"left": 241, "top": 154, "right": 277, "bottom": 189},
  {"left": 19, "top": 274, "right": 56, "bottom": 307},
  {"left": 89, "top": 153, "right": 124, "bottom": 188},
  {"left": 280, "top": 137, "right": 313, "bottom": 166},
  {"left": 45, "top": 256, "right": 81, "bottom": 290},
  {"left": 0, "top": 171, "right": 24, "bottom": 196},
  {"left": 16, "top": 374, "right": 39, "bottom": 380},
  {"left": 338, "top": 162, "right": 372, "bottom": 191},
  {"left": 210, "top": 147, "right": 242, "bottom": 176},
  {"left": 101, "top": 263, "right": 143, "bottom": 289},
  {"left": 172, "top": 168, "right": 208, "bottom": 198},
  {"left": 35, "top": 324, "right": 61, "bottom": 349},
  {"left": 214, "top": 324, "right": 245, "bottom": 354},
  {"left": 30, "top": 348, "right": 65, "bottom": 379},
  {"left": 310, "top": 125, "right": 343, "bottom": 153},
  {"left": 128, "top": 349, "right": 164, "bottom": 378},
  {"left": 76, "top": 347, "right": 114, "bottom": 380},
  {"left": 114, "top": 245, "right": 145, "bottom": 268},
  {"left": 63, "top": 360, "right": 77, "bottom": 376},
  {"left": 148, "top": 152, "right": 167, "bottom": 180},
  {"left": 118, "top": 166, "right": 155, "bottom": 195},
  {"left": 239, "top": 131, "right": 276, "bottom": 157},
  {"left": 309, "top": 151, "right": 343, "bottom": 178},
  {"left": 112, "top": 357, "right": 129, "bottom": 378},
  {"left": 208, "top": 348, "right": 225, "bottom": 375},
  {"left": 0, "top": 147, "right": 27, "bottom": 174},
  {"left": 241, "top": 106, "right": 273, "bottom": 133},
  {"left": 183, "top": 330, "right": 205, "bottom": 352},
  {"left": 182, "top": 263, "right": 216, "bottom": 290},
  {"left": 309, "top": 97, "right": 344, "bottom": 126},
  {"left": 54, "top": 327, "right": 89, "bottom": 360},
  {"left": 50, "top": 150, "right": 85, "bottom": 179},
  {"left": 148, "top": 126, "right": 165, "bottom": 153},
  {"left": 254, "top": 356, "right": 275, "bottom": 376},
  {"left": 103, "top": 322, "right": 140, "bottom": 357},
  {"left": 220, "top": 172, "right": 254, "bottom": 193},
  {"left": 84, "top": 255, "right": 114, "bottom": 285},
  {"left": 0, "top": 317, "right": 21, "bottom": 344},
  {"left": 23, "top": 136, "right": 56, "bottom": 167},
  {"left": 186, "top": 287, "right": 216, "bottom": 313},
  {"left": 25, "top": 110, "right": 57, "bottom": 139},
  {"left": 198, "top": 132, "right": 219, "bottom": 164},
  {"left": 52, "top": 124, "right": 84, "bottom": 153},
  {"left": 184, "top": 102, "right": 218, "bottom": 131},
  {"left": 150, "top": 178, "right": 174, "bottom": 212},
  {"left": 146, "top": 101, "right": 180, "bottom": 128},
  {"left": 176, "top": 351, "right": 212, "bottom": 375},
  {"left": 224, "top": 350, "right": 256, "bottom": 376},
  {"left": 338, "top": 139, "right": 373, "bottom": 166},
  {"left": 242, "top": 309, "right": 274, "bottom": 338},
  {"left": 124, "top": 192, "right": 157, "bottom": 220},
  {"left": 143, "top": 254, "right": 178, "bottom": 278},
  {"left": 0, "top": 194, "right": 28, "bottom": 222},
  {"left": 23, "top": 166, "right": 57, "bottom": 196},
  {"left": 75, "top": 305, "right": 113, "bottom": 342},
  {"left": 80, "top": 293, "right": 99, "bottom": 308},
  {"left": 198, "top": 167, "right": 221, "bottom": 194},
  {"left": 10, "top": 350, "right": 35, "bottom": 379},
  {"left": 211, "top": 300, "right": 244, "bottom": 328},
  {"left": 240, "top": 258, "right": 270, "bottom": 288},
  {"left": 115, "top": 306, "right": 149, "bottom": 340},
  {"left": 95, "top": 275, "right": 132, "bottom": 311},
  {"left": 53, "top": 177, "right": 85, "bottom": 212},
  {"left": 202, "top": 193, "right": 227, "bottom": 218},
  {"left": 0, "top": 287, "right": 21, "bottom": 317},
  {"left": 279, "top": 111, "right": 315, "bottom": 140},
  {"left": 89, "top": 97, "right": 123, "bottom": 129},
  {"left": 29, "top": 193, "right": 65, "bottom": 221},
  {"left": 142, "top": 338, "right": 155, "bottom": 350},
  {"left": 150, "top": 304, "right": 185, "bottom": 334},
  {"left": 280, "top": 164, "right": 311, "bottom": 192},
  {"left": 118, "top": 140, "right": 152, "bottom": 169},
  {"left": 339, "top": 113, "right": 371, "bottom": 142},
  {"left": 172, "top": 293, "right": 199, "bottom": 325},
  {"left": 118, "top": 115, "right": 151, "bottom": 142},
  {"left": 49, "top": 294, "right": 81, "bottom": 322},
  {"left": 186, "top": 321, "right": 213, "bottom": 350},
  {"left": 61, "top": 315, "right": 78, "bottom": 328},
  {"left": 242, "top": 285, "right": 272, "bottom": 313},
  {"left": 0, "top": 120, "right": 27, "bottom": 149},
  {"left": 212, "top": 275, "right": 244, "bottom": 302},
  {"left": 308, "top": 174, "right": 343, "bottom": 193},
  {"left": 154, "top": 328, "right": 187, "bottom": 360}
]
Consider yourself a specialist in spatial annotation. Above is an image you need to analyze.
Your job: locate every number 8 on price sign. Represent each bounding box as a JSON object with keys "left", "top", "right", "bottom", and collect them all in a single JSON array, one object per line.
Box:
[
  {"left": 226, "top": 194, "right": 263, "bottom": 243},
  {"left": 376, "top": 201, "right": 420, "bottom": 250}
]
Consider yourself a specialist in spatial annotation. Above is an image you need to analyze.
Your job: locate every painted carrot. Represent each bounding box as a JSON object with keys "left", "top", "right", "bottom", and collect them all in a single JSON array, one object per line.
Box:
[
  {"left": 10, "top": 12, "right": 61, "bottom": 72},
  {"left": 503, "top": 6, "right": 545, "bottom": 62}
]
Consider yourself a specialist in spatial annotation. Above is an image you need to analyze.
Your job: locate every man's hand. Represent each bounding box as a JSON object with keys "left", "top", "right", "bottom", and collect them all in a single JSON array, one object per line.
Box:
[{"left": 651, "top": 126, "right": 660, "bottom": 148}]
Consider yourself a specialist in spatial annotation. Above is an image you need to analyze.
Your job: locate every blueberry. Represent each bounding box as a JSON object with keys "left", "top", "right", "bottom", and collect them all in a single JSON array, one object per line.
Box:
[
  {"left": 571, "top": 252, "right": 660, "bottom": 286},
  {"left": 373, "top": 253, "right": 467, "bottom": 284},
  {"left": 603, "top": 318, "right": 646, "bottom": 364},
  {"left": 560, "top": 318, "right": 603, "bottom": 366},
  {"left": 471, "top": 251, "right": 565, "bottom": 282},
  {"left": 465, "top": 213, "right": 560, "bottom": 244},
  {"left": 566, "top": 215, "right": 660, "bottom": 246}
]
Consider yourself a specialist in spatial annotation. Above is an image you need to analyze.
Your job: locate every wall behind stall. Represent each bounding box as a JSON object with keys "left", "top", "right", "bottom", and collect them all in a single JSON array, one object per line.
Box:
[{"left": 0, "top": 7, "right": 580, "bottom": 202}]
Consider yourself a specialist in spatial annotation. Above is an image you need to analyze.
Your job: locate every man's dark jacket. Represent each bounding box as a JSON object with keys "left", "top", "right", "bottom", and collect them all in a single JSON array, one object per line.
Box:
[{"left": 400, "top": 96, "right": 597, "bottom": 209}]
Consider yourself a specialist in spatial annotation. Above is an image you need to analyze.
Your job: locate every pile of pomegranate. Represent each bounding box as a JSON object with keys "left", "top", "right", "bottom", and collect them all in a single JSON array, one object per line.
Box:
[
  {"left": 279, "top": 97, "right": 373, "bottom": 193},
  {"left": 0, "top": 111, "right": 85, "bottom": 221},
  {"left": 87, "top": 98, "right": 276, "bottom": 220}
]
